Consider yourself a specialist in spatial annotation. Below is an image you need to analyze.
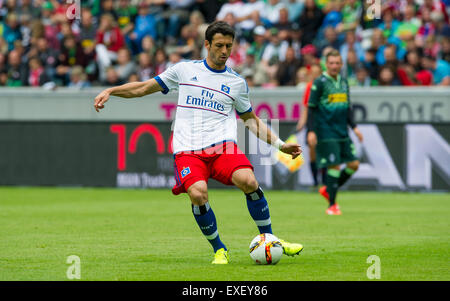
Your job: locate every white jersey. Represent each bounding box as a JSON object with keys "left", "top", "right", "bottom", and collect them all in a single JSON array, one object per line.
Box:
[{"left": 155, "top": 59, "right": 252, "bottom": 154}]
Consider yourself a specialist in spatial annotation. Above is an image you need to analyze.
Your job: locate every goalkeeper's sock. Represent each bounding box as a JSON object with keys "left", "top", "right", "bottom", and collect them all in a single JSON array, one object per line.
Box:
[
  {"left": 338, "top": 167, "right": 356, "bottom": 187},
  {"left": 192, "top": 202, "right": 227, "bottom": 252},
  {"left": 310, "top": 161, "right": 318, "bottom": 186},
  {"left": 326, "top": 169, "right": 340, "bottom": 206},
  {"left": 246, "top": 187, "right": 272, "bottom": 234}
]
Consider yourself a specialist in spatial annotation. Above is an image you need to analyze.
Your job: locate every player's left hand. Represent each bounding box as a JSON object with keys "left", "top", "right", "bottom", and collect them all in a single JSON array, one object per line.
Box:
[
  {"left": 354, "top": 127, "right": 363, "bottom": 142},
  {"left": 281, "top": 143, "right": 302, "bottom": 159}
]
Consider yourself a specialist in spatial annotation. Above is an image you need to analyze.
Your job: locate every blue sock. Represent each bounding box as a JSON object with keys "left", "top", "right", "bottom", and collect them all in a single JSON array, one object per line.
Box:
[
  {"left": 192, "top": 202, "right": 227, "bottom": 252},
  {"left": 246, "top": 187, "right": 273, "bottom": 234}
]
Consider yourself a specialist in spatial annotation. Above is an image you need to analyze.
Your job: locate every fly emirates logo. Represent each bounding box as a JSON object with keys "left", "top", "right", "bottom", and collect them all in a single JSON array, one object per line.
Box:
[{"left": 185, "top": 89, "right": 225, "bottom": 112}]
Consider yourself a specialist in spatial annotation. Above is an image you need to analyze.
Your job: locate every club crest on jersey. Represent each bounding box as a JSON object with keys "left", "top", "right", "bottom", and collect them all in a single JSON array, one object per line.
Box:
[
  {"left": 221, "top": 84, "right": 230, "bottom": 94},
  {"left": 181, "top": 167, "right": 191, "bottom": 178}
]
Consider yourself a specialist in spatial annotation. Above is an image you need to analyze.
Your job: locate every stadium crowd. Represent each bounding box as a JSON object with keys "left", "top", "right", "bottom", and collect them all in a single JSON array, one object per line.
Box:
[{"left": 0, "top": 0, "right": 449, "bottom": 89}]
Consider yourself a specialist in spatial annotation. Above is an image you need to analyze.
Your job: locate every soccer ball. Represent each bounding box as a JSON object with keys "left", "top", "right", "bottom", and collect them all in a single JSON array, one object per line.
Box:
[{"left": 249, "top": 233, "right": 283, "bottom": 265}]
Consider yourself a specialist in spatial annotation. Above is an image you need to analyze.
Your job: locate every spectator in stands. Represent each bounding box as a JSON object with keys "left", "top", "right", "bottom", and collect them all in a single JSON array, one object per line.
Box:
[
  {"left": 355, "top": 66, "right": 377, "bottom": 86},
  {"left": 394, "top": 4, "right": 421, "bottom": 43},
  {"left": 128, "top": 1, "right": 158, "bottom": 54},
  {"left": 141, "top": 35, "right": 157, "bottom": 58},
  {"left": 96, "top": 0, "right": 119, "bottom": 20},
  {"left": 136, "top": 52, "right": 154, "bottom": 82},
  {"left": 68, "top": 65, "right": 90, "bottom": 89},
  {"left": 221, "top": 12, "right": 243, "bottom": 41},
  {"left": 397, "top": 50, "right": 433, "bottom": 86},
  {"left": 286, "top": 0, "right": 305, "bottom": 23},
  {"left": 96, "top": 13, "right": 126, "bottom": 53},
  {"left": 216, "top": 0, "right": 244, "bottom": 23},
  {"left": 416, "top": 7, "right": 436, "bottom": 48},
  {"left": 0, "top": 51, "right": 5, "bottom": 71},
  {"left": 115, "top": 47, "right": 136, "bottom": 82},
  {"left": 154, "top": 48, "right": 168, "bottom": 76},
  {"left": 2, "top": 13, "right": 21, "bottom": 51},
  {"left": 342, "top": 48, "right": 360, "bottom": 85},
  {"left": 275, "top": 46, "right": 302, "bottom": 86},
  {"left": 232, "top": 0, "right": 265, "bottom": 42},
  {"left": 0, "top": 70, "right": 7, "bottom": 86},
  {"left": 379, "top": 5, "right": 401, "bottom": 38},
  {"left": 295, "top": 66, "right": 309, "bottom": 89},
  {"left": 260, "top": 0, "right": 285, "bottom": 27},
  {"left": 262, "top": 28, "right": 289, "bottom": 63},
  {"left": 0, "top": 36, "right": 8, "bottom": 55},
  {"left": 15, "top": 0, "right": 40, "bottom": 20},
  {"left": 418, "top": 0, "right": 449, "bottom": 24},
  {"left": 320, "top": 0, "right": 342, "bottom": 31},
  {"left": 0, "top": 50, "right": 6, "bottom": 85},
  {"left": 234, "top": 47, "right": 258, "bottom": 79},
  {"left": 339, "top": 30, "right": 365, "bottom": 64},
  {"left": 173, "top": 23, "right": 201, "bottom": 59},
  {"left": 274, "top": 7, "right": 292, "bottom": 32},
  {"left": 439, "top": 36, "right": 450, "bottom": 62},
  {"left": 423, "top": 34, "right": 441, "bottom": 58},
  {"left": 377, "top": 42, "right": 405, "bottom": 66},
  {"left": 55, "top": 34, "right": 90, "bottom": 85},
  {"left": 421, "top": 54, "right": 450, "bottom": 85},
  {"left": 40, "top": 1, "right": 59, "bottom": 50},
  {"left": 187, "top": 10, "right": 208, "bottom": 54},
  {"left": 60, "top": 35, "right": 89, "bottom": 68},
  {"left": 34, "top": 37, "right": 59, "bottom": 83},
  {"left": 153, "top": 0, "right": 195, "bottom": 46},
  {"left": 104, "top": 66, "right": 123, "bottom": 86},
  {"left": 315, "top": 26, "right": 341, "bottom": 56},
  {"left": 227, "top": 40, "right": 246, "bottom": 69},
  {"left": 378, "top": 65, "right": 401, "bottom": 85},
  {"left": 370, "top": 28, "right": 386, "bottom": 51},
  {"left": 96, "top": 13, "right": 125, "bottom": 82},
  {"left": 298, "top": 0, "right": 325, "bottom": 46},
  {"left": 301, "top": 44, "right": 319, "bottom": 68},
  {"left": 78, "top": 9, "right": 97, "bottom": 49},
  {"left": 18, "top": 13, "right": 32, "bottom": 49},
  {"left": 247, "top": 25, "right": 267, "bottom": 64},
  {"left": 337, "top": 0, "right": 362, "bottom": 34},
  {"left": 167, "top": 51, "right": 183, "bottom": 68},
  {"left": 128, "top": 73, "right": 139, "bottom": 82},
  {"left": 5, "top": 49, "right": 27, "bottom": 86},
  {"left": 383, "top": 43, "right": 400, "bottom": 68},
  {"left": 260, "top": 28, "right": 289, "bottom": 83},
  {"left": 115, "top": 0, "right": 137, "bottom": 36},
  {"left": 28, "top": 57, "right": 50, "bottom": 87}
]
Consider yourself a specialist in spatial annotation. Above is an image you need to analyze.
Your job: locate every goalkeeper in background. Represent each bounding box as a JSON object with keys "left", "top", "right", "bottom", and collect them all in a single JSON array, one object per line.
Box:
[{"left": 307, "top": 50, "right": 363, "bottom": 215}]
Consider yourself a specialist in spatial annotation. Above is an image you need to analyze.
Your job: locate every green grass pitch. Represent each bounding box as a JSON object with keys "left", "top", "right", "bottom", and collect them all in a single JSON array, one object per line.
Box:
[{"left": 0, "top": 187, "right": 449, "bottom": 281}]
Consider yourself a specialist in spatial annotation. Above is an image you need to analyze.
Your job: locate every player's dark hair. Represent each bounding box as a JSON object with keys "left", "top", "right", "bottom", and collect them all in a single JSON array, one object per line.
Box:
[
  {"left": 205, "top": 21, "right": 235, "bottom": 44},
  {"left": 326, "top": 49, "right": 341, "bottom": 61}
]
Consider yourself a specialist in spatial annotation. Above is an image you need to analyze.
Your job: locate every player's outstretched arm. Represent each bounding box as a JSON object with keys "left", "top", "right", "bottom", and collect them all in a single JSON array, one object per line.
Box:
[
  {"left": 94, "top": 78, "right": 163, "bottom": 112},
  {"left": 240, "top": 111, "right": 302, "bottom": 159}
]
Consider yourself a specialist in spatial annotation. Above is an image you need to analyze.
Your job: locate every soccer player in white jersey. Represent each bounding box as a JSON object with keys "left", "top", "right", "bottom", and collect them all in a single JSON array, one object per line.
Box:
[{"left": 94, "top": 21, "right": 304, "bottom": 264}]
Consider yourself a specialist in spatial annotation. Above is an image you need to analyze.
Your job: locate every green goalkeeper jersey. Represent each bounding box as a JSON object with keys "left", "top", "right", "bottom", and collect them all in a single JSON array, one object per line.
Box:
[{"left": 308, "top": 72, "right": 351, "bottom": 141}]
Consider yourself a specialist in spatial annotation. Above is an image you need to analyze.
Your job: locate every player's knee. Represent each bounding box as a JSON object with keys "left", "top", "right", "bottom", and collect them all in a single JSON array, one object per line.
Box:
[
  {"left": 187, "top": 183, "right": 208, "bottom": 205},
  {"left": 347, "top": 160, "right": 360, "bottom": 171},
  {"left": 240, "top": 175, "right": 259, "bottom": 194}
]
